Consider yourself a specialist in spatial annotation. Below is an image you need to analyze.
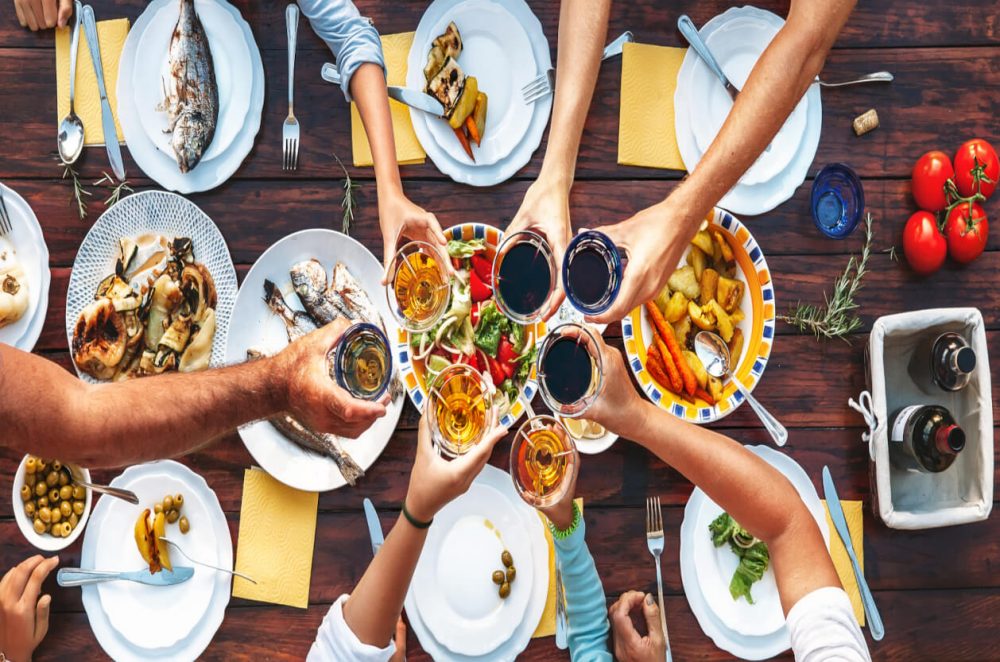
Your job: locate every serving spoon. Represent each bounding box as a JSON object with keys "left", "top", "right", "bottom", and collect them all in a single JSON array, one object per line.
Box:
[
  {"left": 72, "top": 474, "right": 139, "bottom": 505},
  {"left": 57, "top": 0, "right": 85, "bottom": 165},
  {"left": 694, "top": 330, "right": 787, "bottom": 446}
]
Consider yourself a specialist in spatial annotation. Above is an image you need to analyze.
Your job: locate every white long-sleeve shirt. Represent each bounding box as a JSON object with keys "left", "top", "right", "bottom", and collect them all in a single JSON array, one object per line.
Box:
[{"left": 296, "top": 0, "right": 386, "bottom": 101}]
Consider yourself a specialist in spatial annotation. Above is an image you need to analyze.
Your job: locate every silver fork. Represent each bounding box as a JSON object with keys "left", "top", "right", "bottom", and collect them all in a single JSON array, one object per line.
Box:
[
  {"left": 159, "top": 536, "right": 258, "bottom": 584},
  {"left": 555, "top": 561, "right": 568, "bottom": 649},
  {"left": 0, "top": 191, "right": 12, "bottom": 237},
  {"left": 282, "top": 3, "right": 300, "bottom": 171},
  {"left": 646, "top": 496, "right": 673, "bottom": 662},
  {"left": 522, "top": 31, "right": 634, "bottom": 104}
]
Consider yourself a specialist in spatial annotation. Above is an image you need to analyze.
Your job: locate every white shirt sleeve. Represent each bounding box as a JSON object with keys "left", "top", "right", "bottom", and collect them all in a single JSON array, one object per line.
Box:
[
  {"left": 786, "top": 586, "right": 872, "bottom": 662},
  {"left": 296, "top": 0, "right": 386, "bottom": 101},
  {"left": 306, "top": 594, "right": 397, "bottom": 662}
]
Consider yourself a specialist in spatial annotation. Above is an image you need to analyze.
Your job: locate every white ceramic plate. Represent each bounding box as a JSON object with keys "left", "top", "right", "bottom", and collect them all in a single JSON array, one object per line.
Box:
[
  {"left": 407, "top": 0, "right": 552, "bottom": 186},
  {"left": 117, "top": 0, "right": 264, "bottom": 193},
  {"left": 224, "top": 229, "right": 404, "bottom": 492},
  {"left": 132, "top": 0, "right": 252, "bottom": 165},
  {"left": 0, "top": 183, "right": 50, "bottom": 351},
  {"left": 64, "top": 190, "right": 238, "bottom": 382},
  {"left": 11, "top": 456, "right": 93, "bottom": 552},
  {"left": 413, "top": 481, "right": 534, "bottom": 656},
  {"left": 404, "top": 464, "right": 549, "bottom": 661},
  {"left": 80, "top": 461, "right": 231, "bottom": 661},
  {"left": 675, "top": 7, "right": 822, "bottom": 216},
  {"left": 679, "top": 445, "right": 831, "bottom": 658}
]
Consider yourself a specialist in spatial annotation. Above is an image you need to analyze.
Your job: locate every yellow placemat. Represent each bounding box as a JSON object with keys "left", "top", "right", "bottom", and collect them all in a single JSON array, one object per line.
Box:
[
  {"left": 350, "top": 31, "right": 426, "bottom": 167},
  {"left": 55, "top": 18, "right": 128, "bottom": 146},
  {"left": 232, "top": 467, "right": 319, "bottom": 609},
  {"left": 532, "top": 498, "right": 584, "bottom": 639},
  {"left": 618, "top": 42, "right": 686, "bottom": 171},
  {"left": 823, "top": 500, "right": 864, "bottom": 626}
]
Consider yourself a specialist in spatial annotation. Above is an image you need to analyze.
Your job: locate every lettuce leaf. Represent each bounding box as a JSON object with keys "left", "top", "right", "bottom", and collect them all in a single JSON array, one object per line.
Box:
[
  {"left": 474, "top": 302, "right": 509, "bottom": 357},
  {"left": 447, "top": 238, "right": 487, "bottom": 258}
]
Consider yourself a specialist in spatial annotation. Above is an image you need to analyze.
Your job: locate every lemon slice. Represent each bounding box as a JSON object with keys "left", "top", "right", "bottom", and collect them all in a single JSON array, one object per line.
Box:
[
  {"left": 582, "top": 420, "right": 607, "bottom": 439},
  {"left": 560, "top": 417, "right": 588, "bottom": 440}
]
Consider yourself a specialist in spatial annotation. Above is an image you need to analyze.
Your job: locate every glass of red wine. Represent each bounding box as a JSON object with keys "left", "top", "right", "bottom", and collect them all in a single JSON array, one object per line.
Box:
[
  {"left": 536, "top": 323, "right": 604, "bottom": 417},
  {"left": 562, "top": 230, "right": 624, "bottom": 316},
  {"left": 492, "top": 230, "right": 557, "bottom": 324}
]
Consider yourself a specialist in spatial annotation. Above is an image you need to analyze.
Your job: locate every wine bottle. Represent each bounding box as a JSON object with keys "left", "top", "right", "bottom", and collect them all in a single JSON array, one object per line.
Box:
[
  {"left": 889, "top": 404, "right": 966, "bottom": 473},
  {"left": 907, "top": 332, "right": 976, "bottom": 392}
]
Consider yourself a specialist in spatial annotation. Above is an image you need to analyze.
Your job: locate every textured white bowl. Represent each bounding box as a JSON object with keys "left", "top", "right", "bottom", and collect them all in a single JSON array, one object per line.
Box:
[{"left": 12, "top": 455, "right": 93, "bottom": 552}]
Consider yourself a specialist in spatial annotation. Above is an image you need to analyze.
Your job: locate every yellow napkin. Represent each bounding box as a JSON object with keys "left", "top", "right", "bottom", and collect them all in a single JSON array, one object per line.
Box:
[
  {"left": 350, "top": 32, "right": 426, "bottom": 167},
  {"left": 532, "top": 499, "right": 584, "bottom": 639},
  {"left": 823, "top": 500, "right": 865, "bottom": 626},
  {"left": 232, "top": 468, "right": 319, "bottom": 609},
  {"left": 55, "top": 19, "right": 129, "bottom": 146},
  {"left": 618, "top": 42, "right": 686, "bottom": 171}
]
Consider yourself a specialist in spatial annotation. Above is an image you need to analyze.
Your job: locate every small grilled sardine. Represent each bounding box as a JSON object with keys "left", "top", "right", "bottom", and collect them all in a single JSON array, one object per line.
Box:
[
  {"left": 263, "top": 279, "right": 317, "bottom": 342},
  {"left": 290, "top": 259, "right": 357, "bottom": 325},
  {"left": 267, "top": 415, "right": 365, "bottom": 486},
  {"left": 331, "top": 262, "right": 380, "bottom": 326}
]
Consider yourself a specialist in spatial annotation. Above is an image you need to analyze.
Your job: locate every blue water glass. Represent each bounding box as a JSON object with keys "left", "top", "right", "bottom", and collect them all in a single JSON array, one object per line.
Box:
[
  {"left": 810, "top": 163, "right": 865, "bottom": 239},
  {"left": 332, "top": 322, "right": 392, "bottom": 401},
  {"left": 562, "top": 230, "right": 624, "bottom": 315}
]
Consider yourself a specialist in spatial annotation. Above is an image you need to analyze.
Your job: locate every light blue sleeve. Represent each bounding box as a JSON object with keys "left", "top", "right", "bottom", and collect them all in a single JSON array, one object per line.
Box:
[
  {"left": 553, "top": 518, "right": 613, "bottom": 662},
  {"left": 296, "top": 0, "right": 386, "bottom": 101}
]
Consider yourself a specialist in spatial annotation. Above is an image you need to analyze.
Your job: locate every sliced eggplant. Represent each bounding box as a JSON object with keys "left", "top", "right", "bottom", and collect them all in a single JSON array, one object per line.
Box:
[
  {"left": 428, "top": 56, "right": 465, "bottom": 117},
  {"left": 433, "top": 22, "right": 463, "bottom": 59}
]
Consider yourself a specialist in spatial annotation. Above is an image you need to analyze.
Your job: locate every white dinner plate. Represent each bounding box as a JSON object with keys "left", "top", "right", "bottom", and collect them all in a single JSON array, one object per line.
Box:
[
  {"left": 132, "top": 0, "right": 252, "bottom": 165},
  {"left": 0, "top": 182, "right": 49, "bottom": 351},
  {"left": 413, "top": 481, "right": 534, "bottom": 656},
  {"left": 80, "top": 461, "right": 231, "bottom": 661},
  {"left": 407, "top": 0, "right": 552, "bottom": 186},
  {"left": 224, "top": 229, "right": 404, "bottom": 492},
  {"left": 64, "top": 191, "right": 238, "bottom": 382},
  {"left": 679, "top": 445, "right": 831, "bottom": 658},
  {"left": 675, "top": 7, "right": 822, "bottom": 216},
  {"left": 117, "top": 0, "right": 264, "bottom": 193},
  {"left": 404, "top": 464, "right": 549, "bottom": 661}
]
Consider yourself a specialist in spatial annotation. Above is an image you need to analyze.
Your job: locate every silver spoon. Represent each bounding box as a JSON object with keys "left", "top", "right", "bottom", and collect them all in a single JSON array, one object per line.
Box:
[
  {"left": 73, "top": 475, "right": 139, "bottom": 505},
  {"left": 815, "top": 71, "right": 894, "bottom": 88},
  {"left": 694, "top": 331, "right": 787, "bottom": 446},
  {"left": 58, "top": 0, "right": 85, "bottom": 165},
  {"left": 159, "top": 536, "right": 258, "bottom": 584}
]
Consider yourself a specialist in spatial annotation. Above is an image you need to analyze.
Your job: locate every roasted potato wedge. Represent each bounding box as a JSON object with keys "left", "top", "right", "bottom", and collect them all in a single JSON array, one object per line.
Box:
[
  {"left": 717, "top": 276, "right": 745, "bottom": 313},
  {"left": 668, "top": 266, "right": 701, "bottom": 300},
  {"left": 664, "top": 291, "right": 688, "bottom": 323},
  {"left": 700, "top": 268, "right": 719, "bottom": 305},
  {"left": 682, "top": 350, "right": 708, "bottom": 390},
  {"left": 653, "top": 284, "right": 672, "bottom": 316},
  {"left": 706, "top": 300, "right": 734, "bottom": 342},
  {"left": 687, "top": 246, "right": 707, "bottom": 281},
  {"left": 673, "top": 316, "right": 692, "bottom": 348},
  {"left": 728, "top": 328, "right": 745, "bottom": 363},
  {"left": 689, "top": 301, "right": 715, "bottom": 331},
  {"left": 730, "top": 309, "right": 745, "bottom": 325},
  {"left": 713, "top": 231, "right": 734, "bottom": 263},
  {"left": 691, "top": 230, "right": 714, "bottom": 256},
  {"left": 707, "top": 374, "right": 724, "bottom": 402}
]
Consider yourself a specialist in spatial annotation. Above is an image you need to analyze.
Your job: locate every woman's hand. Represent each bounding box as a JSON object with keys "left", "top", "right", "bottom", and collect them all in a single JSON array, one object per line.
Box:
[
  {"left": 579, "top": 331, "right": 646, "bottom": 438},
  {"left": 609, "top": 591, "right": 667, "bottom": 662},
  {"left": 379, "top": 193, "right": 447, "bottom": 282},
  {"left": 14, "top": 0, "right": 72, "bottom": 31},
  {"left": 0, "top": 555, "right": 59, "bottom": 662},
  {"left": 534, "top": 458, "right": 579, "bottom": 530},
  {"left": 404, "top": 411, "right": 508, "bottom": 522}
]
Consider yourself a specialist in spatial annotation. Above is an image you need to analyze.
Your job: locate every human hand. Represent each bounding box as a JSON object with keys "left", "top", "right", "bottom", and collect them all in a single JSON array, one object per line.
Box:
[
  {"left": 404, "top": 410, "right": 508, "bottom": 522},
  {"left": 587, "top": 200, "right": 700, "bottom": 325},
  {"left": 580, "top": 331, "right": 645, "bottom": 437},
  {"left": 609, "top": 590, "right": 667, "bottom": 662},
  {"left": 533, "top": 458, "right": 578, "bottom": 531},
  {"left": 0, "top": 555, "right": 59, "bottom": 662},
  {"left": 14, "top": 0, "right": 72, "bottom": 31},
  {"left": 507, "top": 176, "right": 572, "bottom": 319},
  {"left": 274, "top": 318, "right": 388, "bottom": 438},
  {"left": 379, "top": 192, "right": 447, "bottom": 282},
  {"left": 387, "top": 617, "right": 406, "bottom": 662}
]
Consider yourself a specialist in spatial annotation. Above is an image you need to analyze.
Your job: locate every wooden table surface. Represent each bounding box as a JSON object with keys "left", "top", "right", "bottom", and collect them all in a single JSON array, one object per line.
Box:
[{"left": 1, "top": 0, "right": 998, "bottom": 659}]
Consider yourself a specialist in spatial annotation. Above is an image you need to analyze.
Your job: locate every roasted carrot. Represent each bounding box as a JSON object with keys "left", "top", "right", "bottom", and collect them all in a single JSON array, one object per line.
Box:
[
  {"left": 653, "top": 336, "right": 683, "bottom": 393},
  {"left": 645, "top": 345, "right": 673, "bottom": 391},
  {"left": 646, "top": 301, "right": 696, "bottom": 396},
  {"left": 694, "top": 387, "right": 716, "bottom": 405},
  {"left": 453, "top": 127, "right": 475, "bottom": 162},
  {"left": 464, "top": 115, "right": 481, "bottom": 146}
]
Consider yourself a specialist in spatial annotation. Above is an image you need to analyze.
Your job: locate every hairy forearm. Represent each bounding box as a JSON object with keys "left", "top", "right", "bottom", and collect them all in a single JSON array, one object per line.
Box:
[
  {"left": 351, "top": 62, "right": 403, "bottom": 200},
  {"left": 343, "top": 513, "right": 427, "bottom": 646},
  {"left": 537, "top": 0, "right": 611, "bottom": 189}
]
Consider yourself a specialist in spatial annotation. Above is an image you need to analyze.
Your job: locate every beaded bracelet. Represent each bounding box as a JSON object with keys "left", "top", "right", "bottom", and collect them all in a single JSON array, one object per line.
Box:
[
  {"left": 548, "top": 501, "right": 582, "bottom": 540},
  {"left": 401, "top": 500, "right": 433, "bottom": 529}
]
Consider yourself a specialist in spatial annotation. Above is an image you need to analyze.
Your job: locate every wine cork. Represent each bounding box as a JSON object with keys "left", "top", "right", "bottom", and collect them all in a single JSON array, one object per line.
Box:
[{"left": 853, "top": 109, "right": 879, "bottom": 136}]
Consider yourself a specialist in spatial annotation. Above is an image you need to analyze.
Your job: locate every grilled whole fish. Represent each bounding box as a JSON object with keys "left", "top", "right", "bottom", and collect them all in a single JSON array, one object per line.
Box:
[
  {"left": 290, "top": 259, "right": 357, "bottom": 325},
  {"left": 162, "top": 0, "right": 218, "bottom": 173},
  {"left": 267, "top": 414, "right": 365, "bottom": 486},
  {"left": 263, "top": 279, "right": 317, "bottom": 342}
]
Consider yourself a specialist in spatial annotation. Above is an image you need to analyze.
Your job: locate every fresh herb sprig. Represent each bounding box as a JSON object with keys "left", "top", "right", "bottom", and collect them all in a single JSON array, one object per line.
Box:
[
  {"left": 93, "top": 172, "right": 134, "bottom": 208},
  {"left": 60, "top": 161, "right": 91, "bottom": 220},
  {"left": 780, "top": 213, "right": 874, "bottom": 342},
  {"left": 334, "top": 154, "right": 361, "bottom": 235}
]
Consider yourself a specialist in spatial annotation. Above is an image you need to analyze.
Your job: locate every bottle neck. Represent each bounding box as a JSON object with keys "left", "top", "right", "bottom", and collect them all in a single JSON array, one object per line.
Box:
[
  {"left": 947, "top": 346, "right": 977, "bottom": 375},
  {"left": 934, "top": 424, "right": 966, "bottom": 455}
]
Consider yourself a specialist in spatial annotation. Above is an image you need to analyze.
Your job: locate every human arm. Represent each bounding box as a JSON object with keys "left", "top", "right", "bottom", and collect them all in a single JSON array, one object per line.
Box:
[
  {"left": 507, "top": 0, "right": 611, "bottom": 317},
  {"left": 0, "top": 555, "right": 58, "bottom": 662},
  {"left": 591, "top": 0, "right": 856, "bottom": 323},
  {"left": 13, "top": 0, "right": 71, "bottom": 31},
  {"left": 0, "top": 319, "right": 386, "bottom": 468}
]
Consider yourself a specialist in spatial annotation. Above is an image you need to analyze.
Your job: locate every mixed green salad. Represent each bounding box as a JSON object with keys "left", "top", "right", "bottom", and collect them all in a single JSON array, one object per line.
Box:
[
  {"left": 409, "top": 237, "right": 537, "bottom": 416},
  {"left": 709, "top": 512, "right": 771, "bottom": 604}
]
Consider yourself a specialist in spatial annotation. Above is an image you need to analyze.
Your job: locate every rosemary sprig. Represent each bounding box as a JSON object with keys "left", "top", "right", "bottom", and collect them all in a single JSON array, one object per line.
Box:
[
  {"left": 61, "top": 161, "right": 91, "bottom": 220},
  {"left": 334, "top": 153, "right": 361, "bottom": 235},
  {"left": 93, "top": 172, "right": 134, "bottom": 208},
  {"left": 779, "top": 213, "right": 874, "bottom": 342}
]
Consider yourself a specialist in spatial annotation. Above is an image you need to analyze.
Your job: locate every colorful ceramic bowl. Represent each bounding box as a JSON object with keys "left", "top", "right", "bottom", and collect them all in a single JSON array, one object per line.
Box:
[{"left": 622, "top": 208, "right": 776, "bottom": 423}]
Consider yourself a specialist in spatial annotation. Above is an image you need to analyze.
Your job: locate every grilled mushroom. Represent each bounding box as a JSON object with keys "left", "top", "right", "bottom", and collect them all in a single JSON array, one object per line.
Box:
[{"left": 72, "top": 299, "right": 127, "bottom": 380}]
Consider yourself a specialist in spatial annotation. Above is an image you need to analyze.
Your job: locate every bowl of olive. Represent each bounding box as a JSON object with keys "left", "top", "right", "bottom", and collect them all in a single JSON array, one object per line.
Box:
[{"left": 12, "top": 455, "right": 93, "bottom": 551}]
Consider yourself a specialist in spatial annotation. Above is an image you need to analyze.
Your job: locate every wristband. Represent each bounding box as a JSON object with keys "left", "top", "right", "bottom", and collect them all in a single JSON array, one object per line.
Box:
[
  {"left": 548, "top": 501, "right": 582, "bottom": 540},
  {"left": 402, "top": 500, "right": 433, "bottom": 529}
]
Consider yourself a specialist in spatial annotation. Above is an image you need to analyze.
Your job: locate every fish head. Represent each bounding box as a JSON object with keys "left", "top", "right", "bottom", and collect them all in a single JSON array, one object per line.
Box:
[
  {"left": 172, "top": 112, "right": 211, "bottom": 173},
  {"left": 290, "top": 259, "right": 329, "bottom": 294}
]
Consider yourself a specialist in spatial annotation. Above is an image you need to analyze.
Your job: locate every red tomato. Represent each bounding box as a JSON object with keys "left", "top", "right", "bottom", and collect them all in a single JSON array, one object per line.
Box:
[
  {"left": 944, "top": 202, "right": 988, "bottom": 264},
  {"left": 953, "top": 139, "right": 999, "bottom": 199},
  {"left": 470, "top": 301, "right": 483, "bottom": 327},
  {"left": 469, "top": 270, "right": 492, "bottom": 302},
  {"left": 486, "top": 355, "right": 507, "bottom": 385},
  {"left": 451, "top": 257, "right": 463, "bottom": 271},
  {"left": 470, "top": 253, "right": 493, "bottom": 285},
  {"left": 911, "top": 150, "right": 955, "bottom": 212},
  {"left": 458, "top": 352, "right": 482, "bottom": 373},
  {"left": 902, "top": 211, "right": 947, "bottom": 275},
  {"left": 497, "top": 337, "right": 518, "bottom": 377}
]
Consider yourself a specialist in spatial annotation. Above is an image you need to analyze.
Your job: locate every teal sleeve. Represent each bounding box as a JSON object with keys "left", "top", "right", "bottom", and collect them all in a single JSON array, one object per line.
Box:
[{"left": 553, "top": 518, "right": 613, "bottom": 662}]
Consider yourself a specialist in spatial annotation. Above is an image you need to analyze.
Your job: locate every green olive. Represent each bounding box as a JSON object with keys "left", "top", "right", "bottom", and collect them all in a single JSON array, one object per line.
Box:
[
  {"left": 60, "top": 501, "right": 72, "bottom": 518},
  {"left": 45, "top": 471, "right": 59, "bottom": 487},
  {"left": 179, "top": 516, "right": 190, "bottom": 534},
  {"left": 154, "top": 503, "right": 164, "bottom": 514},
  {"left": 167, "top": 509, "right": 180, "bottom": 524},
  {"left": 499, "top": 582, "right": 511, "bottom": 599},
  {"left": 50, "top": 523, "right": 62, "bottom": 538},
  {"left": 73, "top": 500, "right": 85, "bottom": 516},
  {"left": 33, "top": 518, "right": 45, "bottom": 535},
  {"left": 37, "top": 496, "right": 48, "bottom": 508},
  {"left": 50, "top": 508, "right": 62, "bottom": 524},
  {"left": 25, "top": 457, "right": 37, "bottom": 474},
  {"left": 58, "top": 472, "right": 69, "bottom": 487},
  {"left": 492, "top": 570, "right": 505, "bottom": 585},
  {"left": 72, "top": 485, "right": 86, "bottom": 500},
  {"left": 60, "top": 522, "right": 72, "bottom": 537},
  {"left": 48, "top": 489, "right": 60, "bottom": 503},
  {"left": 174, "top": 493, "right": 184, "bottom": 509},
  {"left": 20, "top": 485, "right": 31, "bottom": 502},
  {"left": 25, "top": 473, "right": 37, "bottom": 487},
  {"left": 506, "top": 567, "right": 516, "bottom": 583},
  {"left": 24, "top": 502, "right": 35, "bottom": 518},
  {"left": 60, "top": 485, "right": 73, "bottom": 501},
  {"left": 69, "top": 512, "right": 79, "bottom": 528},
  {"left": 34, "top": 482, "right": 47, "bottom": 497},
  {"left": 38, "top": 507, "right": 52, "bottom": 523},
  {"left": 163, "top": 495, "right": 174, "bottom": 512},
  {"left": 52, "top": 460, "right": 63, "bottom": 472},
  {"left": 501, "top": 550, "right": 513, "bottom": 568}
]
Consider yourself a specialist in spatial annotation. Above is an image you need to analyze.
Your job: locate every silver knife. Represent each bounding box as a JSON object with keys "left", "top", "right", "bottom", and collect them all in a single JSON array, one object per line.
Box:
[
  {"left": 363, "top": 497, "right": 385, "bottom": 557},
  {"left": 320, "top": 63, "right": 446, "bottom": 117},
  {"left": 80, "top": 5, "right": 125, "bottom": 180},
  {"left": 554, "top": 561, "right": 568, "bottom": 649},
  {"left": 57, "top": 566, "right": 194, "bottom": 587},
  {"left": 821, "top": 466, "right": 885, "bottom": 641},
  {"left": 677, "top": 14, "right": 740, "bottom": 102}
]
